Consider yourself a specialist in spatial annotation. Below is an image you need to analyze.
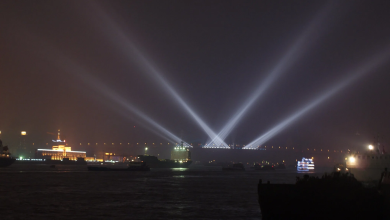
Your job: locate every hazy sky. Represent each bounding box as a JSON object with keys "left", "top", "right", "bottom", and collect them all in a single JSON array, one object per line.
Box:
[{"left": 1, "top": 0, "right": 390, "bottom": 151}]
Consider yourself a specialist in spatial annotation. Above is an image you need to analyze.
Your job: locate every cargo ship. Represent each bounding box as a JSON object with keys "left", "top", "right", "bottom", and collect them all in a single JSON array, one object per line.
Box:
[
  {"left": 0, "top": 140, "right": 16, "bottom": 167},
  {"left": 88, "top": 162, "right": 150, "bottom": 171},
  {"left": 138, "top": 142, "right": 192, "bottom": 168}
]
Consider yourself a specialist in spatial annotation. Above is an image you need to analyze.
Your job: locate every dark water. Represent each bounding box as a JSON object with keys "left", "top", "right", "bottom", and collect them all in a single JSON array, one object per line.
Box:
[{"left": 0, "top": 165, "right": 330, "bottom": 220}]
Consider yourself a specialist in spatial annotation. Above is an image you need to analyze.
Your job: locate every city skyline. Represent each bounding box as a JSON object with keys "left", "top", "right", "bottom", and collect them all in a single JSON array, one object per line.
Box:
[{"left": 1, "top": 1, "right": 390, "bottom": 155}]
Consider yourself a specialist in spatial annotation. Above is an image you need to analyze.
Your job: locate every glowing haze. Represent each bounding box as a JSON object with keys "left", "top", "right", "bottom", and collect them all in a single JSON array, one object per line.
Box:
[
  {"left": 245, "top": 47, "right": 390, "bottom": 148},
  {"left": 207, "top": 2, "right": 335, "bottom": 147},
  {"left": 86, "top": 3, "right": 229, "bottom": 148},
  {"left": 1, "top": 1, "right": 390, "bottom": 155}
]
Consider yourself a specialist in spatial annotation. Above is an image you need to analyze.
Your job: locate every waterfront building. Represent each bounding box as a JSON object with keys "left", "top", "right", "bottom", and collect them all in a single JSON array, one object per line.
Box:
[{"left": 35, "top": 130, "right": 86, "bottom": 161}]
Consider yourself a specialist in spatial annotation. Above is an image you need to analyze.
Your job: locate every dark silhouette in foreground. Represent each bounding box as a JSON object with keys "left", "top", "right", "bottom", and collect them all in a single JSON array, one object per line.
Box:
[
  {"left": 0, "top": 139, "right": 16, "bottom": 167},
  {"left": 258, "top": 171, "right": 386, "bottom": 220}
]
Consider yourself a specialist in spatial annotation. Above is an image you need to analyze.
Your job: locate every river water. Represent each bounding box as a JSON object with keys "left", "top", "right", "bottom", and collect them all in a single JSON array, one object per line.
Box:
[{"left": 0, "top": 165, "right": 330, "bottom": 220}]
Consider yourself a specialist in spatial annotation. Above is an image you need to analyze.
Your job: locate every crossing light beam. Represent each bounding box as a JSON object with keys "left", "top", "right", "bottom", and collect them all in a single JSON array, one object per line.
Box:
[
  {"left": 207, "top": 3, "right": 334, "bottom": 147},
  {"left": 90, "top": 4, "right": 228, "bottom": 148},
  {"left": 244, "top": 47, "right": 390, "bottom": 149}
]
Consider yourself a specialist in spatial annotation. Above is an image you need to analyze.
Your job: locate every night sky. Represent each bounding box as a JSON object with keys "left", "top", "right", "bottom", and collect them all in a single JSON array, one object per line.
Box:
[{"left": 1, "top": 1, "right": 390, "bottom": 152}]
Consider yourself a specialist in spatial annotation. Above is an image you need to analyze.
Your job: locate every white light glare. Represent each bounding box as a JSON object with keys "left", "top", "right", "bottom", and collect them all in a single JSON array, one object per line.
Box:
[
  {"left": 91, "top": 4, "right": 228, "bottom": 148},
  {"left": 59, "top": 57, "right": 192, "bottom": 148},
  {"left": 368, "top": 145, "right": 374, "bottom": 150}
]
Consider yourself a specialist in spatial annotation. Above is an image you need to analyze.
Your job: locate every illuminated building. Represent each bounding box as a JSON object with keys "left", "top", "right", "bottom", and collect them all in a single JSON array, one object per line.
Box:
[
  {"left": 103, "top": 152, "right": 125, "bottom": 163},
  {"left": 35, "top": 130, "right": 86, "bottom": 161}
]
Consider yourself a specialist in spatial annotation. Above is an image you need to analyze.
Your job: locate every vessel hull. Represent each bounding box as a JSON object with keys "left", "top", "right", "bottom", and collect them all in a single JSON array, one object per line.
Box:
[
  {"left": 88, "top": 166, "right": 150, "bottom": 171},
  {"left": 0, "top": 157, "right": 16, "bottom": 167},
  {"left": 148, "top": 161, "right": 192, "bottom": 168},
  {"left": 349, "top": 168, "right": 384, "bottom": 182},
  {"left": 258, "top": 182, "right": 385, "bottom": 220}
]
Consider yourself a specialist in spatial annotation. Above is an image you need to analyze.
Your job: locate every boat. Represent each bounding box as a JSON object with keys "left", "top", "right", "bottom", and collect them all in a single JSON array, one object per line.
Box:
[
  {"left": 222, "top": 163, "right": 245, "bottom": 171},
  {"left": 138, "top": 142, "right": 192, "bottom": 168},
  {"left": 258, "top": 172, "right": 385, "bottom": 220},
  {"left": 297, "top": 157, "right": 314, "bottom": 171},
  {"left": 0, "top": 140, "right": 16, "bottom": 168},
  {"left": 88, "top": 162, "right": 150, "bottom": 171},
  {"left": 334, "top": 163, "right": 349, "bottom": 173}
]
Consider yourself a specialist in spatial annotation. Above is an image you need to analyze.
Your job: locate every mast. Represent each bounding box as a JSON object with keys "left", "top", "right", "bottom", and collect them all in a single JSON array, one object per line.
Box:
[{"left": 374, "top": 133, "right": 382, "bottom": 154}]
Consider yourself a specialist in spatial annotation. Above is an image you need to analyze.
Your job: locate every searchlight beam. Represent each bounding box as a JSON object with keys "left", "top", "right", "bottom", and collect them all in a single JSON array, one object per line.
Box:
[
  {"left": 91, "top": 4, "right": 229, "bottom": 148},
  {"left": 244, "top": 48, "right": 390, "bottom": 149},
  {"left": 58, "top": 57, "right": 191, "bottom": 147},
  {"left": 207, "top": 3, "right": 334, "bottom": 147}
]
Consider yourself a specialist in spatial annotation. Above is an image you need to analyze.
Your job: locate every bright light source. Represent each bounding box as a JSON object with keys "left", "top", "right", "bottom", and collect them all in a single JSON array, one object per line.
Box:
[
  {"left": 21, "top": 131, "right": 26, "bottom": 136},
  {"left": 349, "top": 157, "right": 355, "bottom": 163},
  {"left": 369, "top": 145, "right": 374, "bottom": 150}
]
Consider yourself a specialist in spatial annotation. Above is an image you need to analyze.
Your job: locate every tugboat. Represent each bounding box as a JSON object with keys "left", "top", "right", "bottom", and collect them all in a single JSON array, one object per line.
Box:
[
  {"left": 0, "top": 140, "right": 16, "bottom": 167},
  {"left": 88, "top": 162, "right": 150, "bottom": 171},
  {"left": 258, "top": 172, "right": 385, "bottom": 219}
]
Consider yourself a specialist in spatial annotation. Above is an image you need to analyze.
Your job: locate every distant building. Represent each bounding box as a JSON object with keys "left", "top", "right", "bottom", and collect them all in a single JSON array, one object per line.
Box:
[
  {"left": 103, "top": 152, "right": 125, "bottom": 162},
  {"left": 35, "top": 130, "right": 86, "bottom": 161}
]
